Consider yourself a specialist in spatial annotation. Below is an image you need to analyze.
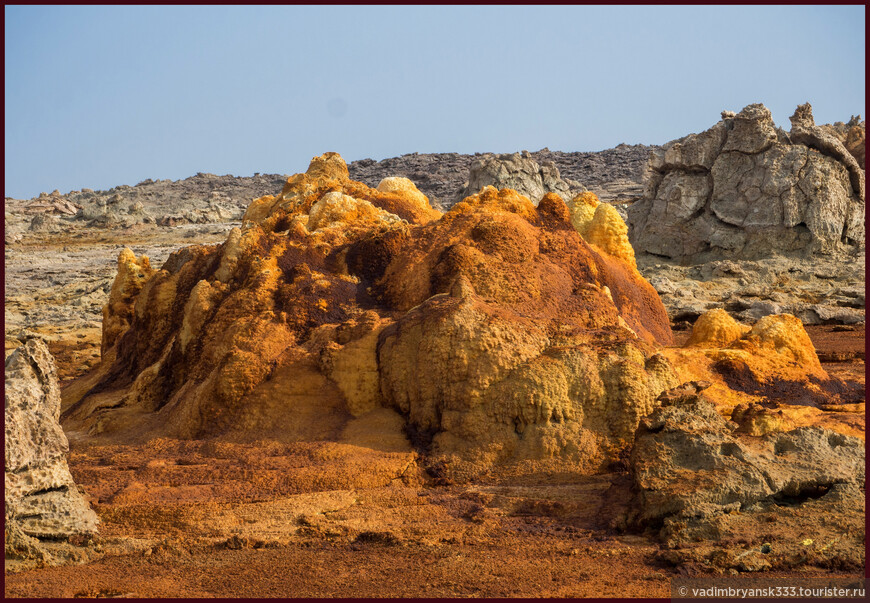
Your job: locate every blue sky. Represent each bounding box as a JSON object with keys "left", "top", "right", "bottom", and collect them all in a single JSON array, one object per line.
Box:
[{"left": 5, "top": 5, "right": 866, "bottom": 199}]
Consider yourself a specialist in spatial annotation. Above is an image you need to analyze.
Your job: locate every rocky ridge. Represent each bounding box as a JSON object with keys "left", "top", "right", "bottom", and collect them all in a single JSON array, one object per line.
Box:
[
  {"left": 347, "top": 145, "right": 655, "bottom": 210},
  {"left": 4, "top": 173, "right": 288, "bottom": 245},
  {"left": 5, "top": 144, "right": 654, "bottom": 241}
]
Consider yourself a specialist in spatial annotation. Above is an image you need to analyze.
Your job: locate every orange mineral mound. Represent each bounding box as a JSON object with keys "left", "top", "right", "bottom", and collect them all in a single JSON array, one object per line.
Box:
[
  {"left": 61, "top": 153, "right": 681, "bottom": 478},
  {"left": 664, "top": 309, "right": 864, "bottom": 439}
]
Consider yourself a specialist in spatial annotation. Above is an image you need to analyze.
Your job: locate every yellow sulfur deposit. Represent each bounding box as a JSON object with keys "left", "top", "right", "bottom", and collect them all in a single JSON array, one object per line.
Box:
[
  {"left": 567, "top": 191, "right": 600, "bottom": 235},
  {"left": 687, "top": 308, "right": 751, "bottom": 348},
  {"left": 376, "top": 177, "right": 431, "bottom": 210},
  {"left": 101, "top": 248, "right": 155, "bottom": 356},
  {"left": 734, "top": 314, "right": 823, "bottom": 371},
  {"left": 307, "top": 191, "right": 402, "bottom": 231},
  {"left": 450, "top": 186, "right": 539, "bottom": 223},
  {"left": 583, "top": 203, "right": 637, "bottom": 269}
]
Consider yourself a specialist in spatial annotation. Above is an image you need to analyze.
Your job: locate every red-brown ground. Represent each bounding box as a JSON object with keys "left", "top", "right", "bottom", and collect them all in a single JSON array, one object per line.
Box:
[
  {"left": 5, "top": 431, "right": 864, "bottom": 598},
  {"left": 5, "top": 324, "right": 863, "bottom": 598}
]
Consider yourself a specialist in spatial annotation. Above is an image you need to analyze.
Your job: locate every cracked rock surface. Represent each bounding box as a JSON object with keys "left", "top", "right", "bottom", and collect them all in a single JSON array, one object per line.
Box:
[
  {"left": 5, "top": 338, "right": 99, "bottom": 562},
  {"left": 625, "top": 390, "right": 865, "bottom": 570},
  {"left": 628, "top": 103, "right": 865, "bottom": 264}
]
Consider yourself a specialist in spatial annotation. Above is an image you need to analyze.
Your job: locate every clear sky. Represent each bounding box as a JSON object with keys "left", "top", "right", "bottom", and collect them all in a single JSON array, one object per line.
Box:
[{"left": 5, "top": 5, "right": 866, "bottom": 199}]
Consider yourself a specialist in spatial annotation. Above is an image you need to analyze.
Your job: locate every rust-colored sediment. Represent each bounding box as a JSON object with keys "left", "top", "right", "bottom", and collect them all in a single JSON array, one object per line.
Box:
[{"left": 6, "top": 433, "right": 863, "bottom": 598}]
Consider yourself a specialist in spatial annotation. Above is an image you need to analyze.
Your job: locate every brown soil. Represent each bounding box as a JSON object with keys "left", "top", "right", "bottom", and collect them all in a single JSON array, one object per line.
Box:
[
  {"left": 7, "top": 327, "right": 864, "bottom": 597},
  {"left": 803, "top": 326, "right": 866, "bottom": 392},
  {"left": 6, "top": 542, "right": 859, "bottom": 599},
  {"left": 5, "top": 436, "right": 862, "bottom": 598}
]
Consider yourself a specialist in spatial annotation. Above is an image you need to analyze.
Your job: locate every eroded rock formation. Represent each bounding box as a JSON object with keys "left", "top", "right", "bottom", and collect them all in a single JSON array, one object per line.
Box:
[
  {"left": 626, "top": 392, "right": 865, "bottom": 569},
  {"left": 5, "top": 339, "right": 99, "bottom": 561},
  {"left": 455, "top": 151, "right": 584, "bottom": 206},
  {"left": 62, "top": 152, "right": 678, "bottom": 478},
  {"left": 819, "top": 113, "right": 865, "bottom": 170},
  {"left": 628, "top": 103, "right": 866, "bottom": 263}
]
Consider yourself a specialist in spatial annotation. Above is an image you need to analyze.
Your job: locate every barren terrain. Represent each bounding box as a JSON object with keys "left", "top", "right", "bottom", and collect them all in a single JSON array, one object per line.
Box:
[
  {"left": 4, "top": 324, "right": 863, "bottom": 598},
  {"left": 5, "top": 135, "right": 865, "bottom": 598}
]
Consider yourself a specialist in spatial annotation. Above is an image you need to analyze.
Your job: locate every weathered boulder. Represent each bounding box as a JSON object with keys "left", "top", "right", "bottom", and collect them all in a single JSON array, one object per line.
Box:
[
  {"left": 628, "top": 394, "right": 865, "bottom": 563},
  {"left": 789, "top": 103, "right": 864, "bottom": 201},
  {"left": 818, "top": 114, "right": 865, "bottom": 170},
  {"left": 28, "top": 213, "right": 62, "bottom": 233},
  {"left": 730, "top": 401, "right": 797, "bottom": 436},
  {"left": 455, "top": 151, "right": 584, "bottom": 206},
  {"left": 126, "top": 200, "right": 155, "bottom": 225},
  {"left": 23, "top": 197, "right": 79, "bottom": 216},
  {"left": 5, "top": 339, "right": 99, "bottom": 551},
  {"left": 628, "top": 103, "right": 866, "bottom": 263}
]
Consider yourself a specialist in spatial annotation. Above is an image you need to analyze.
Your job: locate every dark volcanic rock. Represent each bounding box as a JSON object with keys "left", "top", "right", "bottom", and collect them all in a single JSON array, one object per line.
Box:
[{"left": 347, "top": 145, "right": 658, "bottom": 210}]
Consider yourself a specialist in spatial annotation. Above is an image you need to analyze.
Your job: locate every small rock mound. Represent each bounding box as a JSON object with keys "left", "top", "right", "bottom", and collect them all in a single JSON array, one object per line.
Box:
[
  {"left": 28, "top": 213, "right": 62, "bottom": 233},
  {"left": 664, "top": 309, "right": 863, "bottom": 417},
  {"left": 737, "top": 313, "right": 821, "bottom": 369},
  {"left": 627, "top": 394, "right": 865, "bottom": 569},
  {"left": 686, "top": 308, "right": 750, "bottom": 348},
  {"left": 376, "top": 177, "right": 431, "bottom": 209},
  {"left": 730, "top": 401, "right": 797, "bottom": 436},
  {"left": 686, "top": 310, "right": 826, "bottom": 377}
]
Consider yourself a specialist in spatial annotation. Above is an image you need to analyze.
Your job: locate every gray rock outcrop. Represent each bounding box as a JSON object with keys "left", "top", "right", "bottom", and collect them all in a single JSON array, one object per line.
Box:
[
  {"left": 345, "top": 145, "right": 655, "bottom": 210},
  {"left": 455, "top": 151, "right": 585, "bottom": 205},
  {"left": 28, "top": 213, "right": 62, "bottom": 233},
  {"left": 629, "top": 393, "right": 865, "bottom": 533},
  {"left": 5, "top": 339, "right": 99, "bottom": 547},
  {"left": 628, "top": 103, "right": 866, "bottom": 264},
  {"left": 639, "top": 254, "right": 865, "bottom": 325}
]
